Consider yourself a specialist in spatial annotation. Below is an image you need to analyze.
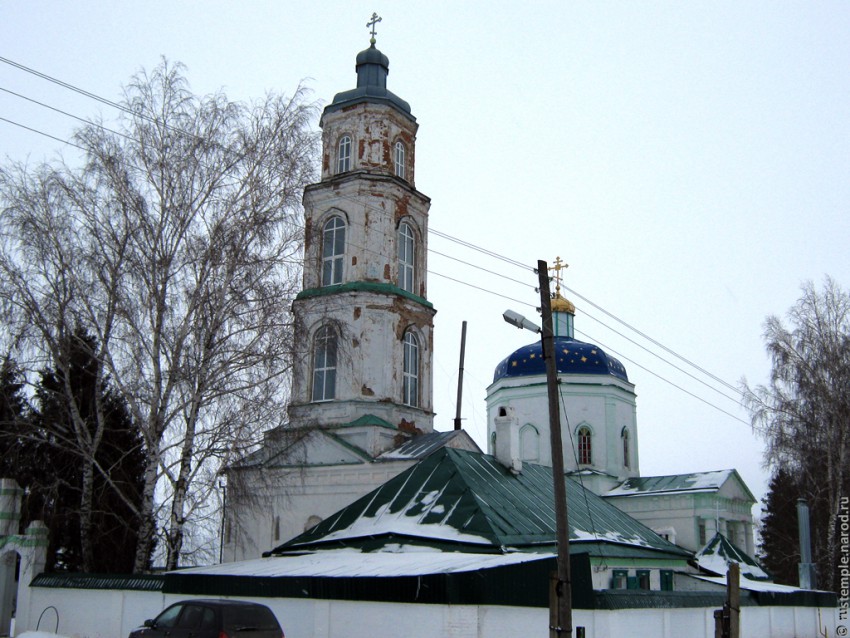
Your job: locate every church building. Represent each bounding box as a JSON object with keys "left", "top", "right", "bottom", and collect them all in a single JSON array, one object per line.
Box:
[
  {"left": 222, "top": 30, "right": 479, "bottom": 562},
  {"left": 486, "top": 274, "right": 757, "bottom": 556},
  {"left": 6, "top": 22, "right": 839, "bottom": 638},
  {"left": 224, "top": 24, "right": 756, "bottom": 568}
]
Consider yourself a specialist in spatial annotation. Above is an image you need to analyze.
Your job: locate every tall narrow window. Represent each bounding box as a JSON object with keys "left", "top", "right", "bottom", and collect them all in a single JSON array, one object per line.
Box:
[
  {"left": 578, "top": 426, "right": 592, "bottom": 465},
  {"left": 337, "top": 135, "right": 351, "bottom": 173},
  {"left": 322, "top": 216, "right": 345, "bottom": 286},
  {"left": 398, "top": 222, "right": 415, "bottom": 293},
  {"left": 520, "top": 424, "right": 540, "bottom": 462},
  {"left": 394, "top": 140, "right": 406, "bottom": 179},
  {"left": 622, "top": 428, "right": 630, "bottom": 468},
  {"left": 403, "top": 331, "right": 419, "bottom": 407},
  {"left": 312, "top": 325, "right": 337, "bottom": 402}
]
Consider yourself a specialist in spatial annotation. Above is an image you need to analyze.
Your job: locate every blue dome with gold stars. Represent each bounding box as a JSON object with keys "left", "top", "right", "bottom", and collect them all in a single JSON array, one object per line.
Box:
[{"left": 493, "top": 337, "right": 629, "bottom": 383}]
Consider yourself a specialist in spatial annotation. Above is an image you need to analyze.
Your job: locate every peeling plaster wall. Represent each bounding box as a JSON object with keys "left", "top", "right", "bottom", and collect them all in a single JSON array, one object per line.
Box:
[
  {"left": 320, "top": 104, "right": 418, "bottom": 185},
  {"left": 290, "top": 289, "right": 435, "bottom": 431}
]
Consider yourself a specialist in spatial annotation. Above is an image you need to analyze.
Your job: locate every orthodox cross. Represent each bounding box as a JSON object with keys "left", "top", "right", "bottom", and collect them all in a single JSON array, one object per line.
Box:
[
  {"left": 367, "top": 12, "right": 382, "bottom": 43},
  {"left": 548, "top": 256, "right": 568, "bottom": 297}
]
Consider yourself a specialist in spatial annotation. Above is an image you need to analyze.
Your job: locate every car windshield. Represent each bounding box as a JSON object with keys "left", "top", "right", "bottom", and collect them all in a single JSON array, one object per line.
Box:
[
  {"left": 153, "top": 604, "right": 183, "bottom": 628},
  {"left": 223, "top": 606, "right": 279, "bottom": 630}
]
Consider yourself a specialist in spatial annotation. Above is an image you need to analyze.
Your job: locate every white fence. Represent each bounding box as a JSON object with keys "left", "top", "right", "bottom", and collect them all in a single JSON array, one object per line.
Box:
[{"left": 17, "top": 586, "right": 840, "bottom": 638}]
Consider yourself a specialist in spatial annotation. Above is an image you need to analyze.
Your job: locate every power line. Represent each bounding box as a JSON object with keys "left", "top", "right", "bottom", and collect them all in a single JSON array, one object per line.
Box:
[
  {"left": 0, "top": 85, "right": 136, "bottom": 142},
  {"left": 563, "top": 283, "right": 742, "bottom": 396},
  {"left": 0, "top": 115, "right": 86, "bottom": 152},
  {"left": 0, "top": 55, "right": 131, "bottom": 116},
  {"left": 275, "top": 188, "right": 748, "bottom": 416},
  {"left": 0, "top": 57, "right": 749, "bottom": 424}
]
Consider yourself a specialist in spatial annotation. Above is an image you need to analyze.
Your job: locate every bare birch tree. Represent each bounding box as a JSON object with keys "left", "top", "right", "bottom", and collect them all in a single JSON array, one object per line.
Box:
[
  {"left": 0, "top": 59, "right": 318, "bottom": 570},
  {"left": 743, "top": 276, "right": 850, "bottom": 589}
]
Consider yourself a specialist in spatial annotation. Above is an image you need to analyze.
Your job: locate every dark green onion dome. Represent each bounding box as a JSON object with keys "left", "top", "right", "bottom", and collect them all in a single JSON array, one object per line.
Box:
[
  {"left": 323, "top": 44, "right": 414, "bottom": 122},
  {"left": 493, "top": 337, "right": 629, "bottom": 383}
]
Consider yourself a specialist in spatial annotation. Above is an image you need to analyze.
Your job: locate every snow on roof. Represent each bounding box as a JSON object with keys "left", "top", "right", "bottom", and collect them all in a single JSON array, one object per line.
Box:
[
  {"left": 377, "top": 430, "right": 479, "bottom": 461},
  {"left": 178, "top": 547, "right": 554, "bottom": 578},
  {"left": 272, "top": 448, "right": 691, "bottom": 558},
  {"left": 606, "top": 470, "right": 735, "bottom": 497},
  {"left": 696, "top": 532, "right": 770, "bottom": 580},
  {"left": 692, "top": 575, "right": 821, "bottom": 594},
  {"left": 312, "top": 484, "right": 494, "bottom": 546}
]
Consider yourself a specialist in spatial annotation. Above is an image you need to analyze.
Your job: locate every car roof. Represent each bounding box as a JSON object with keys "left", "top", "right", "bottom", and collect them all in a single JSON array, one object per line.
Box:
[{"left": 175, "top": 599, "right": 269, "bottom": 607}]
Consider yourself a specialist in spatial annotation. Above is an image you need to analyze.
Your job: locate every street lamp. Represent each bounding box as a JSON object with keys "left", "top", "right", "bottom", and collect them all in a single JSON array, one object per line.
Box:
[
  {"left": 502, "top": 259, "right": 572, "bottom": 638},
  {"left": 502, "top": 309, "right": 541, "bottom": 333}
]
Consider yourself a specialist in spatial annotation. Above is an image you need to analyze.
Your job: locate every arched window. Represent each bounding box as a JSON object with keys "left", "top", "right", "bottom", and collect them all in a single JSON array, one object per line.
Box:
[
  {"left": 520, "top": 424, "right": 540, "bottom": 462},
  {"left": 402, "top": 330, "right": 419, "bottom": 407},
  {"left": 578, "top": 426, "right": 592, "bottom": 465},
  {"left": 394, "top": 140, "right": 406, "bottom": 179},
  {"left": 622, "top": 428, "right": 630, "bottom": 468},
  {"left": 337, "top": 135, "right": 351, "bottom": 173},
  {"left": 322, "top": 216, "right": 346, "bottom": 286},
  {"left": 312, "top": 325, "right": 337, "bottom": 402},
  {"left": 398, "top": 222, "right": 415, "bottom": 293}
]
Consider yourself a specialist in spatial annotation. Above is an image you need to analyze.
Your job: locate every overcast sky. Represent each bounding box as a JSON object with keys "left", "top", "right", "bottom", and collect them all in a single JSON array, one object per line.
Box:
[{"left": 3, "top": 2, "right": 849, "bottom": 514}]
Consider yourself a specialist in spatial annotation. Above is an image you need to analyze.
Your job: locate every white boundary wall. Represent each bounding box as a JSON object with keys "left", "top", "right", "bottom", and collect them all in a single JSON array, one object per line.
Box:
[{"left": 17, "top": 586, "right": 839, "bottom": 638}]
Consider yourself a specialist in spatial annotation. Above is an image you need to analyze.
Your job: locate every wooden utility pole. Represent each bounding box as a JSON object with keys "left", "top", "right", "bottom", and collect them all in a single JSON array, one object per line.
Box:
[
  {"left": 538, "top": 260, "right": 572, "bottom": 638},
  {"left": 728, "top": 562, "right": 740, "bottom": 638}
]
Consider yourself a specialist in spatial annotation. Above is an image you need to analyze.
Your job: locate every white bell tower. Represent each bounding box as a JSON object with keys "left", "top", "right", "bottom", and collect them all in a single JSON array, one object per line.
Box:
[{"left": 288, "top": 24, "right": 435, "bottom": 441}]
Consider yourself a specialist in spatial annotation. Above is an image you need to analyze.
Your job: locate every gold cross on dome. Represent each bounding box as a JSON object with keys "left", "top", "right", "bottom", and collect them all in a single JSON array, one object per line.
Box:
[
  {"left": 367, "top": 12, "right": 382, "bottom": 43},
  {"left": 548, "top": 256, "right": 568, "bottom": 297}
]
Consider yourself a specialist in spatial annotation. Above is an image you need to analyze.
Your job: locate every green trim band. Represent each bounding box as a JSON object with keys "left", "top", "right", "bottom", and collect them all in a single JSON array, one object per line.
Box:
[
  {"left": 297, "top": 282, "right": 434, "bottom": 309},
  {"left": 0, "top": 512, "right": 21, "bottom": 521},
  {"left": 0, "top": 534, "right": 48, "bottom": 550}
]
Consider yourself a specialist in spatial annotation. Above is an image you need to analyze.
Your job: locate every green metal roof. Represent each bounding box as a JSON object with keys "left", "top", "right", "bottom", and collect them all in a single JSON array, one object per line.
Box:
[
  {"left": 31, "top": 572, "right": 164, "bottom": 592},
  {"left": 296, "top": 282, "right": 433, "bottom": 309},
  {"left": 606, "top": 469, "right": 756, "bottom": 503},
  {"left": 344, "top": 414, "right": 396, "bottom": 429},
  {"left": 696, "top": 532, "right": 770, "bottom": 580},
  {"left": 272, "top": 448, "right": 691, "bottom": 558}
]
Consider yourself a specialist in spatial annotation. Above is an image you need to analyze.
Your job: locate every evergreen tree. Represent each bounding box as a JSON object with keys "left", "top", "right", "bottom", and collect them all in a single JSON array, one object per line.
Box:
[
  {"left": 0, "top": 330, "right": 149, "bottom": 572},
  {"left": 0, "top": 357, "right": 54, "bottom": 535},
  {"left": 0, "top": 357, "right": 30, "bottom": 472},
  {"left": 758, "top": 467, "right": 802, "bottom": 585}
]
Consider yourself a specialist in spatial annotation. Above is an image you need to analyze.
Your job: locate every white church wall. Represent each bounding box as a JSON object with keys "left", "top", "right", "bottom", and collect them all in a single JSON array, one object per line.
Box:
[
  {"left": 487, "top": 374, "right": 638, "bottom": 479},
  {"left": 17, "top": 585, "right": 837, "bottom": 638},
  {"left": 224, "top": 460, "right": 417, "bottom": 562},
  {"left": 607, "top": 494, "right": 703, "bottom": 551}
]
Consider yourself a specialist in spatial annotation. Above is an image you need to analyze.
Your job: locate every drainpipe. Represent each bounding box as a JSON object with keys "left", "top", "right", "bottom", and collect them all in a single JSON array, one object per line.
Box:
[{"left": 797, "top": 498, "right": 816, "bottom": 589}]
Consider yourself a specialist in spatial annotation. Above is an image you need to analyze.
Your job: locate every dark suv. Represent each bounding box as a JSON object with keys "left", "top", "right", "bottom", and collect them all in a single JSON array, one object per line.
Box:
[{"left": 128, "top": 599, "right": 284, "bottom": 638}]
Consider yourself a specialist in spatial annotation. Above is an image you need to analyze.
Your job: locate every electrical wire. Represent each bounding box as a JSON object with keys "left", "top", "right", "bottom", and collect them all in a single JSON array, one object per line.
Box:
[
  {"left": 0, "top": 57, "right": 751, "bottom": 426},
  {"left": 0, "top": 85, "right": 135, "bottom": 142},
  {"left": 0, "top": 115, "right": 86, "bottom": 152},
  {"left": 313, "top": 189, "right": 742, "bottom": 409}
]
